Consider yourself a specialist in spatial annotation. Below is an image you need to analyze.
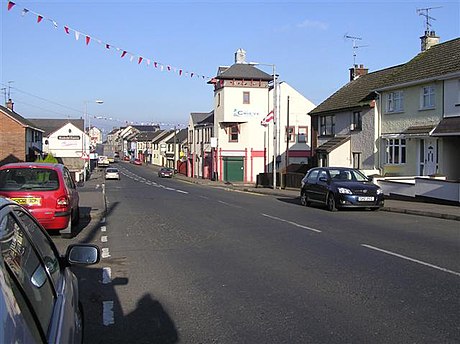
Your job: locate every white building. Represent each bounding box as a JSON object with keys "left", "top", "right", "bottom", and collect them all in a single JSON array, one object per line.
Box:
[{"left": 207, "top": 49, "right": 315, "bottom": 183}]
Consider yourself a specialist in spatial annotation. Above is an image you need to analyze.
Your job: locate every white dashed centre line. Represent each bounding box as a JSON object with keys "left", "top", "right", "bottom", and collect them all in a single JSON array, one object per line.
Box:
[
  {"left": 362, "top": 244, "right": 460, "bottom": 277},
  {"left": 261, "top": 213, "right": 322, "bottom": 233},
  {"left": 102, "top": 267, "right": 112, "bottom": 284}
]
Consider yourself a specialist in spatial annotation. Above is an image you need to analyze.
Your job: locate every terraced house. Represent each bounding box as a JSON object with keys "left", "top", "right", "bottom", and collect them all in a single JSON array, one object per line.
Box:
[{"left": 310, "top": 32, "right": 460, "bottom": 180}]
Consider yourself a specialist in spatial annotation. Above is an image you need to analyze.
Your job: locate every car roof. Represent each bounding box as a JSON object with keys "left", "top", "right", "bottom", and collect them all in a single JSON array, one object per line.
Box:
[{"left": 0, "top": 162, "right": 65, "bottom": 170}]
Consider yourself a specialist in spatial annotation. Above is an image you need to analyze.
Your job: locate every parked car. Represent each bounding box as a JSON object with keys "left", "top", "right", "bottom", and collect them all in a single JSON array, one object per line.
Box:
[
  {"left": 158, "top": 167, "right": 174, "bottom": 178},
  {"left": 98, "top": 156, "right": 110, "bottom": 167},
  {"left": 300, "top": 167, "right": 384, "bottom": 211},
  {"left": 123, "top": 156, "right": 130, "bottom": 161},
  {"left": 0, "top": 197, "right": 100, "bottom": 344},
  {"left": 0, "top": 163, "right": 80, "bottom": 237},
  {"left": 133, "top": 159, "right": 142, "bottom": 166},
  {"left": 105, "top": 167, "right": 120, "bottom": 180}
]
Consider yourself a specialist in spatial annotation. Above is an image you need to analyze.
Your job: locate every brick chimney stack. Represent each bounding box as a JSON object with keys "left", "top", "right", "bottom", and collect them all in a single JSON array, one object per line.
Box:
[
  {"left": 349, "top": 64, "right": 368, "bottom": 81},
  {"left": 5, "top": 99, "right": 14, "bottom": 111}
]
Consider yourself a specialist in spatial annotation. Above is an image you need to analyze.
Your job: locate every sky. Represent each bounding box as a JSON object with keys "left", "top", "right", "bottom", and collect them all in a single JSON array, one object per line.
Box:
[{"left": 1, "top": 0, "right": 459, "bottom": 135}]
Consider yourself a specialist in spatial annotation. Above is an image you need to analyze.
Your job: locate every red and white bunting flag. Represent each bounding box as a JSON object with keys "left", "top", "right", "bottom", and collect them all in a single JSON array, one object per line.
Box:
[
  {"left": 138, "top": 57, "right": 143, "bottom": 64},
  {"left": 121, "top": 50, "right": 127, "bottom": 58},
  {"left": 85, "top": 36, "right": 90, "bottom": 45},
  {"left": 21, "top": 8, "right": 29, "bottom": 16},
  {"left": 7, "top": 1, "right": 15, "bottom": 11},
  {"left": 179, "top": 69, "right": 183, "bottom": 76},
  {"left": 261, "top": 110, "right": 274, "bottom": 126},
  {"left": 154, "top": 62, "right": 158, "bottom": 68},
  {"left": 106, "top": 44, "right": 110, "bottom": 49},
  {"left": 75, "top": 31, "right": 80, "bottom": 41},
  {"left": 167, "top": 65, "right": 171, "bottom": 71},
  {"left": 37, "top": 15, "right": 43, "bottom": 23},
  {"left": 64, "top": 26, "right": 70, "bottom": 34},
  {"left": 129, "top": 55, "right": 134, "bottom": 62}
]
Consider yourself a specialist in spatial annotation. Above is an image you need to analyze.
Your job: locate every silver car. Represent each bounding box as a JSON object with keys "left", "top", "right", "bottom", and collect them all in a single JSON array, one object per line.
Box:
[
  {"left": 105, "top": 167, "right": 120, "bottom": 180},
  {"left": 0, "top": 197, "right": 100, "bottom": 343}
]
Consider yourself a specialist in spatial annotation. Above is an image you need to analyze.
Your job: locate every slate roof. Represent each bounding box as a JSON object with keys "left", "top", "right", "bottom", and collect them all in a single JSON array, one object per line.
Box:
[
  {"left": 212, "top": 63, "right": 273, "bottom": 81},
  {"left": 0, "top": 105, "right": 44, "bottom": 132},
  {"left": 191, "top": 111, "right": 213, "bottom": 126},
  {"left": 316, "top": 136, "right": 350, "bottom": 153},
  {"left": 310, "top": 37, "right": 460, "bottom": 116},
  {"left": 132, "top": 125, "right": 160, "bottom": 132},
  {"left": 432, "top": 116, "right": 460, "bottom": 136},
  {"left": 166, "top": 129, "right": 188, "bottom": 144},
  {"left": 135, "top": 130, "right": 164, "bottom": 142},
  {"left": 29, "top": 118, "right": 84, "bottom": 136}
]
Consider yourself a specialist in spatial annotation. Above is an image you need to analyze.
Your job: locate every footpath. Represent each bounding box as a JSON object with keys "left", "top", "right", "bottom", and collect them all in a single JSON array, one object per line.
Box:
[{"left": 78, "top": 164, "right": 460, "bottom": 224}]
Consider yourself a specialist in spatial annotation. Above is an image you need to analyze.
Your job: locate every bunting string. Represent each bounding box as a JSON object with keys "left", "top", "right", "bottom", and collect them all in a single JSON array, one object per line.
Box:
[{"left": 6, "top": 1, "right": 211, "bottom": 81}]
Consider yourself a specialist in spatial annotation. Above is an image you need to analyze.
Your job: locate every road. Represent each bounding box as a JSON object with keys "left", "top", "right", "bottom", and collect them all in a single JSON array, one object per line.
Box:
[{"left": 55, "top": 162, "right": 460, "bottom": 344}]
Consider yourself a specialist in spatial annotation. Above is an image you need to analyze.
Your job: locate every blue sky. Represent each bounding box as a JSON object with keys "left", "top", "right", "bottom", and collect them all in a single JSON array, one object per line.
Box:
[{"left": 1, "top": 0, "right": 459, "bottom": 134}]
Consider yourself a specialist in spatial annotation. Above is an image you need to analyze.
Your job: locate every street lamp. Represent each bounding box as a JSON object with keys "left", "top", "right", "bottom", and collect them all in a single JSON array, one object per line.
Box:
[
  {"left": 249, "top": 62, "right": 278, "bottom": 189},
  {"left": 83, "top": 99, "right": 104, "bottom": 182}
]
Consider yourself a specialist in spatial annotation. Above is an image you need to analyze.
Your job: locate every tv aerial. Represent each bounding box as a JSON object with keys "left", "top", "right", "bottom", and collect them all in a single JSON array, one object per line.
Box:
[
  {"left": 344, "top": 34, "right": 369, "bottom": 65},
  {"left": 417, "top": 6, "right": 442, "bottom": 31}
]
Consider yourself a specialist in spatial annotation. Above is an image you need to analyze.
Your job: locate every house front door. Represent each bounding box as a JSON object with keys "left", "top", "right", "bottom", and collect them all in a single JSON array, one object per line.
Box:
[{"left": 422, "top": 138, "right": 438, "bottom": 176}]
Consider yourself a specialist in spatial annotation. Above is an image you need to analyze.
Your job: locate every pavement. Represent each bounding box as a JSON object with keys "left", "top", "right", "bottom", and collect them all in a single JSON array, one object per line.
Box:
[{"left": 78, "top": 164, "right": 460, "bottom": 224}]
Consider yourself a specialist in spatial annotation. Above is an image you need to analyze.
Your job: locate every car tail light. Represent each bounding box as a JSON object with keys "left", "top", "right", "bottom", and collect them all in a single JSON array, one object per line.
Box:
[{"left": 56, "top": 196, "right": 69, "bottom": 208}]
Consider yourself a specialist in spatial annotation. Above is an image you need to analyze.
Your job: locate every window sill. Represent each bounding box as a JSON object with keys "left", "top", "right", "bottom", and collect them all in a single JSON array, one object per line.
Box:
[
  {"left": 419, "top": 106, "right": 435, "bottom": 111},
  {"left": 384, "top": 110, "right": 404, "bottom": 115}
]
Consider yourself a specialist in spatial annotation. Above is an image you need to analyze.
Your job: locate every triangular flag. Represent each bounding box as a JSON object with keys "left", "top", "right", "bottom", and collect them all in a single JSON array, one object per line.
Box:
[
  {"left": 64, "top": 26, "right": 70, "bottom": 34},
  {"left": 75, "top": 31, "right": 80, "bottom": 40},
  {"left": 138, "top": 57, "right": 143, "bottom": 64},
  {"left": 130, "top": 55, "right": 134, "bottom": 62},
  {"left": 7, "top": 1, "right": 15, "bottom": 11},
  {"left": 121, "top": 51, "right": 127, "bottom": 58},
  {"left": 85, "top": 36, "right": 91, "bottom": 45},
  {"left": 37, "top": 15, "right": 43, "bottom": 23},
  {"left": 106, "top": 44, "right": 110, "bottom": 49},
  {"left": 154, "top": 62, "right": 158, "bottom": 68},
  {"left": 167, "top": 65, "right": 171, "bottom": 71},
  {"left": 179, "top": 69, "right": 183, "bottom": 76},
  {"left": 52, "top": 20, "right": 58, "bottom": 28},
  {"left": 21, "top": 8, "right": 29, "bottom": 16}
]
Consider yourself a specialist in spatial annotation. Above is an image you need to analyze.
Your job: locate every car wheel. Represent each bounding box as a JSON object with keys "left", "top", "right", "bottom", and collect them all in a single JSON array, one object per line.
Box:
[
  {"left": 300, "top": 191, "right": 310, "bottom": 206},
  {"left": 327, "top": 193, "right": 338, "bottom": 212}
]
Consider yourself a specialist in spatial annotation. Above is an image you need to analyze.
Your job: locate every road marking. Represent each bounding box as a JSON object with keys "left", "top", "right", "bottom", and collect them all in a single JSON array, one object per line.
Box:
[
  {"left": 101, "top": 217, "right": 106, "bottom": 224},
  {"left": 103, "top": 301, "right": 115, "bottom": 326},
  {"left": 218, "top": 200, "right": 242, "bottom": 208},
  {"left": 101, "top": 247, "right": 111, "bottom": 258},
  {"left": 101, "top": 235, "right": 108, "bottom": 242},
  {"left": 261, "top": 213, "right": 322, "bottom": 233},
  {"left": 102, "top": 267, "right": 112, "bottom": 284},
  {"left": 101, "top": 225, "right": 107, "bottom": 232},
  {"left": 361, "top": 244, "right": 460, "bottom": 277},
  {"left": 176, "top": 189, "right": 189, "bottom": 194}
]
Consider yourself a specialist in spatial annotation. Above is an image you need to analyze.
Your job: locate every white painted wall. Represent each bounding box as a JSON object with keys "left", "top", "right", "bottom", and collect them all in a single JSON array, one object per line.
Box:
[{"left": 47, "top": 123, "right": 86, "bottom": 158}]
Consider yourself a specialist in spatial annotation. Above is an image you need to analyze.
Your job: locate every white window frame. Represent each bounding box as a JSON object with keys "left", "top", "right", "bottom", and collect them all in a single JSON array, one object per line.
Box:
[
  {"left": 420, "top": 85, "right": 435, "bottom": 109},
  {"left": 386, "top": 91, "right": 404, "bottom": 113},
  {"left": 385, "top": 138, "right": 406, "bottom": 165}
]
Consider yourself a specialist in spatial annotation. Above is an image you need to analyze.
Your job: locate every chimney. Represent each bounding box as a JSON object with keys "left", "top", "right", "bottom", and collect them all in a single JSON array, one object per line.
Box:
[
  {"left": 235, "top": 48, "right": 246, "bottom": 64},
  {"left": 349, "top": 64, "right": 368, "bottom": 81},
  {"left": 5, "top": 99, "right": 14, "bottom": 111},
  {"left": 420, "top": 30, "right": 440, "bottom": 52}
]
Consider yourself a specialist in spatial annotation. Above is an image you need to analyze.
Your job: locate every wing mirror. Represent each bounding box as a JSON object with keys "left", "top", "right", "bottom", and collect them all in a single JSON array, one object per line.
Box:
[{"left": 65, "top": 244, "right": 101, "bottom": 265}]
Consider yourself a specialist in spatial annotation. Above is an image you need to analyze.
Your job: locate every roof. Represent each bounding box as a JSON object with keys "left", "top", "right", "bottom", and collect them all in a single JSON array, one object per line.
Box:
[
  {"left": 316, "top": 136, "right": 350, "bottom": 153},
  {"left": 166, "top": 129, "right": 188, "bottom": 143},
  {"left": 403, "top": 125, "right": 436, "bottom": 137},
  {"left": 212, "top": 63, "right": 273, "bottom": 81},
  {"left": 310, "top": 37, "right": 460, "bottom": 116},
  {"left": 191, "top": 112, "right": 213, "bottom": 126},
  {"left": 0, "top": 105, "right": 44, "bottom": 132},
  {"left": 309, "top": 65, "right": 403, "bottom": 115},
  {"left": 131, "top": 125, "right": 160, "bottom": 132},
  {"left": 136, "top": 130, "right": 165, "bottom": 142},
  {"left": 28, "top": 118, "right": 84, "bottom": 136},
  {"left": 152, "top": 130, "right": 173, "bottom": 144},
  {"left": 432, "top": 116, "right": 460, "bottom": 136}
]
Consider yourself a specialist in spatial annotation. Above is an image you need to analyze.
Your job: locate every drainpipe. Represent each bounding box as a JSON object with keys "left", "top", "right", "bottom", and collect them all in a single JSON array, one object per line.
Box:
[{"left": 374, "top": 91, "right": 383, "bottom": 175}]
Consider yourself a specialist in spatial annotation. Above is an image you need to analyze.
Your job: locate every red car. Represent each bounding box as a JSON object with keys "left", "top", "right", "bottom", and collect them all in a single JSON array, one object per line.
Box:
[
  {"left": 133, "top": 158, "right": 142, "bottom": 165},
  {"left": 0, "top": 163, "right": 80, "bottom": 237}
]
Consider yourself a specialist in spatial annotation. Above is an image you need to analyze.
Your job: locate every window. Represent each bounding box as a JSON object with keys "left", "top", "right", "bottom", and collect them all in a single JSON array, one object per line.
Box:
[
  {"left": 229, "top": 125, "right": 239, "bottom": 142},
  {"left": 243, "top": 91, "right": 250, "bottom": 104},
  {"left": 352, "top": 152, "right": 361, "bottom": 169},
  {"left": 320, "top": 115, "right": 335, "bottom": 136},
  {"left": 352, "top": 111, "right": 362, "bottom": 131},
  {"left": 217, "top": 93, "right": 221, "bottom": 107},
  {"left": 421, "top": 85, "right": 435, "bottom": 109},
  {"left": 386, "top": 91, "right": 404, "bottom": 113},
  {"left": 385, "top": 138, "right": 406, "bottom": 164},
  {"left": 1, "top": 214, "right": 55, "bottom": 334},
  {"left": 298, "top": 127, "right": 308, "bottom": 143},
  {"left": 307, "top": 169, "right": 319, "bottom": 182},
  {"left": 285, "top": 126, "right": 295, "bottom": 142},
  {"left": 189, "top": 130, "right": 193, "bottom": 144}
]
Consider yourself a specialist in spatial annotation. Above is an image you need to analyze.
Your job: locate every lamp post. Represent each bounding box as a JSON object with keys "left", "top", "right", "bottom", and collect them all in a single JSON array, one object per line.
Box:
[
  {"left": 83, "top": 99, "right": 103, "bottom": 182},
  {"left": 249, "top": 62, "right": 278, "bottom": 189}
]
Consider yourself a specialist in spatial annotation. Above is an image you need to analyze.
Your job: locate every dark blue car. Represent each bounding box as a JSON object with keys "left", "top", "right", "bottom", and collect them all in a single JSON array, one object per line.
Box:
[{"left": 300, "top": 167, "right": 384, "bottom": 211}]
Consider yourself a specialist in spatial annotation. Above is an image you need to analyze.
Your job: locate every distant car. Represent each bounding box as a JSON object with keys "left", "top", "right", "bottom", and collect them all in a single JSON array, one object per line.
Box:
[
  {"left": 123, "top": 156, "right": 130, "bottom": 161},
  {"left": 133, "top": 159, "right": 142, "bottom": 166},
  {"left": 98, "top": 156, "right": 110, "bottom": 167},
  {"left": 0, "top": 197, "right": 100, "bottom": 344},
  {"left": 300, "top": 167, "right": 384, "bottom": 211},
  {"left": 158, "top": 167, "right": 174, "bottom": 178},
  {"left": 0, "top": 163, "right": 80, "bottom": 237},
  {"left": 105, "top": 167, "right": 120, "bottom": 180}
]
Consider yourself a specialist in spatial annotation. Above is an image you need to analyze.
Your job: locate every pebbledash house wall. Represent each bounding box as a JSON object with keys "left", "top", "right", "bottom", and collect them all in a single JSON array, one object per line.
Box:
[{"left": 0, "top": 113, "right": 26, "bottom": 164}]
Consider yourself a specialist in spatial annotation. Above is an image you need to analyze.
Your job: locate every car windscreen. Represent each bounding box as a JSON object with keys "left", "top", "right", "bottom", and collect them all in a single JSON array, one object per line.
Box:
[
  {"left": 329, "top": 169, "right": 369, "bottom": 182},
  {"left": 0, "top": 168, "right": 60, "bottom": 191},
  {"left": 106, "top": 169, "right": 118, "bottom": 173}
]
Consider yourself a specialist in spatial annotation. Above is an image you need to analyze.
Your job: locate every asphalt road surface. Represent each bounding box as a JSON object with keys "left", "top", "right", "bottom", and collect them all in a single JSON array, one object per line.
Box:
[{"left": 55, "top": 163, "right": 460, "bottom": 344}]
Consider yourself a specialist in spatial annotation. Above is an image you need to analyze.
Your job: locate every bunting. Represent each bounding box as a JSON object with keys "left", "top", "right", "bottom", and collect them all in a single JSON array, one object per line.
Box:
[{"left": 6, "top": 1, "right": 211, "bottom": 81}]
